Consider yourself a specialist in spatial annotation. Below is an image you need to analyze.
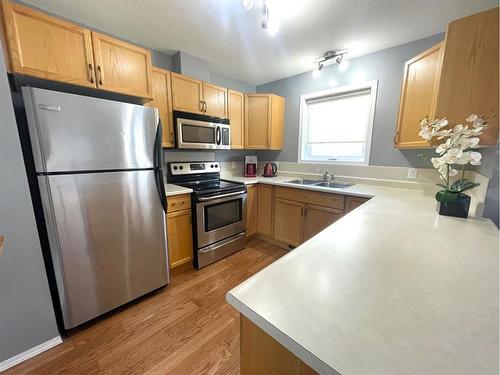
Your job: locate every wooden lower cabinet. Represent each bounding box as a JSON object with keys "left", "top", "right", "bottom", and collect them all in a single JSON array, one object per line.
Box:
[
  {"left": 273, "top": 198, "right": 304, "bottom": 246},
  {"left": 240, "top": 315, "right": 317, "bottom": 375},
  {"left": 303, "top": 205, "right": 343, "bottom": 241},
  {"left": 246, "top": 185, "right": 258, "bottom": 237},
  {"left": 345, "top": 196, "right": 370, "bottom": 213},
  {"left": 166, "top": 194, "right": 193, "bottom": 269},
  {"left": 257, "top": 184, "right": 274, "bottom": 237}
]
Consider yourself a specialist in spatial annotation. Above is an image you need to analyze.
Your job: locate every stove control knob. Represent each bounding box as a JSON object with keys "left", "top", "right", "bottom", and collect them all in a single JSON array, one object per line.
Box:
[
  {"left": 179, "top": 166, "right": 184, "bottom": 170},
  {"left": 210, "top": 164, "right": 214, "bottom": 168},
  {"left": 173, "top": 166, "right": 178, "bottom": 170}
]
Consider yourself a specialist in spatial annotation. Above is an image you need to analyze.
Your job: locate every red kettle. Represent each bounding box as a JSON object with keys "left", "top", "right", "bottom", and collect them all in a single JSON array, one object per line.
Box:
[{"left": 263, "top": 163, "right": 278, "bottom": 177}]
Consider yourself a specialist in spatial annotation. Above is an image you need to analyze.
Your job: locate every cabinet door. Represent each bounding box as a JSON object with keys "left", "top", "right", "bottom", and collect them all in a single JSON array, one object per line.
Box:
[
  {"left": 273, "top": 198, "right": 304, "bottom": 246},
  {"left": 303, "top": 205, "right": 343, "bottom": 241},
  {"left": 395, "top": 42, "right": 443, "bottom": 148},
  {"left": 148, "top": 68, "right": 174, "bottom": 148},
  {"left": 435, "top": 7, "right": 499, "bottom": 146},
  {"left": 203, "top": 82, "right": 227, "bottom": 118},
  {"left": 257, "top": 184, "right": 273, "bottom": 237},
  {"left": 345, "top": 196, "right": 369, "bottom": 213},
  {"left": 91, "top": 32, "right": 153, "bottom": 98},
  {"left": 166, "top": 209, "right": 193, "bottom": 269},
  {"left": 246, "top": 185, "right": 258, "bottom": 237},
  {"left": 2, "top": 0, "right": 95, "bottom": 87},
  {"left": 171, "top": 72, "right": 203, "bottom": 114},
  {"left": 228, "top": 90, "right": 244, "bottom": 149},
  {"left": 245, "top": 94, "right": 271, "bottom": 149},
  {"left": 270, "top": 95, "right": 285, "bottom": 150}
]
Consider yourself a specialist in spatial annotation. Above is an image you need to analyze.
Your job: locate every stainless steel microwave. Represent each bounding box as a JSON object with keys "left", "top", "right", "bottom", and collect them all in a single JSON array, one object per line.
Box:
[{"left": 174, "top": 111, "right": 230, "bottom": 149}]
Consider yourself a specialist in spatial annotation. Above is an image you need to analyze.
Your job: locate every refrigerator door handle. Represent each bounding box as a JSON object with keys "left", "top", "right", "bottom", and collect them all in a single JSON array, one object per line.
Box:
[{"left": 154, "top": 118, "right": 168, "bottom": 212}]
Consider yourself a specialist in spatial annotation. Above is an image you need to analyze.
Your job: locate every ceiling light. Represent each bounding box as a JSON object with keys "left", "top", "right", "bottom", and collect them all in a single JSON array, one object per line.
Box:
[
  {"left": 313, "top": 49, "right": 349, "bottom": 72},
  {"left": 338, "top": 58, "right": 349, "bottom": 72},
  {"left": 242, "top": 0, "right": 254, "bottom": 10},
  {"left": 261, "top": 1, "right": 280, "bottom": 36}
]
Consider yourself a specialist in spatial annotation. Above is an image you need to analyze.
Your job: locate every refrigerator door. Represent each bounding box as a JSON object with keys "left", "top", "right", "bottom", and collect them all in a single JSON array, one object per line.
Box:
[
  {"left": 38, "top": 170, "right": 168, "bottom": 329},
  {"left": 23, "top": 87, "right": 158, "bottom": 173}
]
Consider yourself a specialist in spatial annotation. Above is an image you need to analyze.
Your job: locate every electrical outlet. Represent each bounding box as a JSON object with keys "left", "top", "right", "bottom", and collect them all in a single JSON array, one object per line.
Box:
[{"left": 407, "top": 168, "right": 418, "bottom": 179}]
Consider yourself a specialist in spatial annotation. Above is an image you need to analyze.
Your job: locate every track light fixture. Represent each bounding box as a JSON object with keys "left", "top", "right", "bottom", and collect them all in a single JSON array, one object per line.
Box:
[{"left": 313, "top": 49, "right": 349, "bottom": 72}]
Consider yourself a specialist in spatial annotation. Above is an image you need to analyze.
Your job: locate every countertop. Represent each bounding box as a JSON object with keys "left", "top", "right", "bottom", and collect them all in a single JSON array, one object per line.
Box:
[
  {"left": 165, "top": 183, "right": 193, "bottom": 197},
  {"left": 225, "top": 174, "right": 499, "bottom": 375}
]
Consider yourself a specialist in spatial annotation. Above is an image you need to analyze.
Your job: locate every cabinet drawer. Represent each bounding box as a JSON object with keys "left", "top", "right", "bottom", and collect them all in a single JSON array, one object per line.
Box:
[
  {"left": 274, "top": 187, "right": 345, "bottom": 210},
  {"left": 167, "top": 194, "right": 191, "bottom": 213}
]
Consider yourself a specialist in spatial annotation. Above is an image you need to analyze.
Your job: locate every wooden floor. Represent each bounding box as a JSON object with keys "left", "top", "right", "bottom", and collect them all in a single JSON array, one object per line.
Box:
[{"left": 6, "top": 239, "right": 287, "bottom": 375}]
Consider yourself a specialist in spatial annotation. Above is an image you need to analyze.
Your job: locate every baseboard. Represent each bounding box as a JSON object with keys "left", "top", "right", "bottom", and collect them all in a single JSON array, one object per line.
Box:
[{"left": 0, "top": 336, "right": 62, "bottom": 373}]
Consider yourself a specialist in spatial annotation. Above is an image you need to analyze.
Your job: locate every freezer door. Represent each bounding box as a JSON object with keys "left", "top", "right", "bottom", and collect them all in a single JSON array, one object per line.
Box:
[
  {"left": 38, "top": 170, "right": 168, "bottom": 329},
  {"left": 23, "top": 87, "right": 158, "bottom": 173}
]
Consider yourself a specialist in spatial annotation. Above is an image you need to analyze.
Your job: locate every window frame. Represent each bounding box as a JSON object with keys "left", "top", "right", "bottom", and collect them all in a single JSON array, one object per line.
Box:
[{"left": 297, "top": 80, "right": 378, "bottom": 165}]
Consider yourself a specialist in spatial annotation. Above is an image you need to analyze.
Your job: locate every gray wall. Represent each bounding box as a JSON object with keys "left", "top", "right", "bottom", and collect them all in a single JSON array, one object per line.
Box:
[
  {"left": 256, "top": 34, "right": 446, "bottom": 165},
  {"left": 0, "top": 44, "right": 59, "bottom": 362},
  {"left": 255, "top": 33, "right": 499, "bottom": 226}
]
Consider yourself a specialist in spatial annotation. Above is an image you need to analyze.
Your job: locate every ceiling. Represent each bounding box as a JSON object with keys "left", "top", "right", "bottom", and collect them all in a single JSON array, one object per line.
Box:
[{"left": 23, "top": 0, "right": 498, "bottom": 86}]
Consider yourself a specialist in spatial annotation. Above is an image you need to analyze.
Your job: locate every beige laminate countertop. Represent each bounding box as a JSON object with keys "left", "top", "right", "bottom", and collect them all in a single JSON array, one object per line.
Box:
[
  {"left": 164, "top": 183, "right": 193, "bottom": 197},
  {"left": 225, "top": 174, "right": 499, "bottom": 375}
]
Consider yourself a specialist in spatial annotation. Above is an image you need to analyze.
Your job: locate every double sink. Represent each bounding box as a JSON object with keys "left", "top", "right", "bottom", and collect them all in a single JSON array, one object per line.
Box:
[{"left": 285, "top": 179, "right": 354, "bottom": 189}]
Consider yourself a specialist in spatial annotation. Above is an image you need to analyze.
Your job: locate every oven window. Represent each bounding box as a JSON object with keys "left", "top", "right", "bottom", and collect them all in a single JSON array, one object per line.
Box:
[
  {"left": 204, "top": 199, "right": 242, "bottom": 232},
  {"left": 182, "top": 124, "right": 216, "bottom": 144}
]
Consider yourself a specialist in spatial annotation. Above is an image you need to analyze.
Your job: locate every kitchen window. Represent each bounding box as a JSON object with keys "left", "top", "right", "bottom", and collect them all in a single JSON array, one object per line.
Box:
[{"left": 298, "top": 81, "right": 378, "bottom": 164}]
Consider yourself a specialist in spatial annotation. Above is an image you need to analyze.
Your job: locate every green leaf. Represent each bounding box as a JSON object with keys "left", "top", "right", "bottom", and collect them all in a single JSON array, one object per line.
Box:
[
  {"left": 457, "top": 182, "right": 480, "bottom": 193},
  {"left": 451, "top": 179, "right": 469, "bottom": 190},
  {"left": 435, "top": 190, "right": 458, "bottom": 204}
]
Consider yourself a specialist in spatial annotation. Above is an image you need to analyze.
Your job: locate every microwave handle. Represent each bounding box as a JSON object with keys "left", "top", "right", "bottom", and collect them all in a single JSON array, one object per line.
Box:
[{"left": 215, "top": 126, "right": 221, "bottom": 145}]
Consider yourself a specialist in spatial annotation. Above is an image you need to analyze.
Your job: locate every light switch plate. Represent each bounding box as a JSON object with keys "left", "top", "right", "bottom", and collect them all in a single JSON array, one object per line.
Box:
[{"left": 407, "top": 168, "right": 418, "bottom": 179}]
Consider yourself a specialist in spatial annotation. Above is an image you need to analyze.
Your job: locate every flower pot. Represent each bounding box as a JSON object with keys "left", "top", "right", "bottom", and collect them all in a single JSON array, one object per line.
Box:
[{"left": 438, "top": 194, "right": 470, "bottom": 218}]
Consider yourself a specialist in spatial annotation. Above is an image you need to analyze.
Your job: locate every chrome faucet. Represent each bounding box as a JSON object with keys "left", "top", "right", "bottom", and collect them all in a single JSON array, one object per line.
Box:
[{"left": 317, "top": 169, "right": 334, "bottom": 182}]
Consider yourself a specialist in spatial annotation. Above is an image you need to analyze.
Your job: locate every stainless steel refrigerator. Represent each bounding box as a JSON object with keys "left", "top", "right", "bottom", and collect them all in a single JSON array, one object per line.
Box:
[{"left": 22, "top": 87, "right": 169, "bottom": 329}]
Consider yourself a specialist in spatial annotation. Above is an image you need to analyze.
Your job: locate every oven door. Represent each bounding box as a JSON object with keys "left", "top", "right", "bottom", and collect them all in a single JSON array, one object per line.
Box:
[
  {"left": 195, "top": 190, "right": 247, "bottom": 248},
  {"left": 177, "top": 118, "right": 218, "bottom": 149}
]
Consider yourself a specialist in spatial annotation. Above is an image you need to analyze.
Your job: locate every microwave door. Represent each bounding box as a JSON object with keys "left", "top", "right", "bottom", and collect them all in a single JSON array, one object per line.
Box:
[{"left": 177, "top": 119, "right": 217, "bottom": 149}]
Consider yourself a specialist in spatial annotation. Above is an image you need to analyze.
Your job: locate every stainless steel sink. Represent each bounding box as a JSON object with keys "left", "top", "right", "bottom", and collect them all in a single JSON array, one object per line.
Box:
[
  {"left": 313, "top": 181, "right": 354, "bottom": 189},
  {"left": 285, "top": 179, "right": 321, "bottom": 185},
  {"left": 284, "top": 179, "right": 354, "bottom": 189}
]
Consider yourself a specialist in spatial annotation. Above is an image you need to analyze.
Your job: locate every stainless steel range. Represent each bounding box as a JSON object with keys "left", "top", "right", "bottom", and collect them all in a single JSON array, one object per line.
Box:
[{"left": 167, "top": 162, "right": 247, "bottom": 269}]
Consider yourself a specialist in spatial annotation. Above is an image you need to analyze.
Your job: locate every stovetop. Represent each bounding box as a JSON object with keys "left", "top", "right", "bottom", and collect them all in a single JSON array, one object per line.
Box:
[
  {"left": 177, "top": 180, "right": 245, "bottom": 197},
  {"left": 167, "top": 161, "right": 246, "bottom": 198}
]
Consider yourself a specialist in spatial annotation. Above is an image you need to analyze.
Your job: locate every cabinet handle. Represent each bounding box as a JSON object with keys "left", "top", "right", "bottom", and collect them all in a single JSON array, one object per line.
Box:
[
  {"left": 304, "top": 206, "right": 307, "bottom": 217},
  {"left": 393, "top": 129, "right": 399, "bottom": 146},
  {"left": 88, "top": 63, "right": 94, "bottom": 84},
  {"left": 204, "top": 101, "right": 208, "bottom": 112},
  {"left": 97, "top": 65, "right": 103, "bottom": 85},
  {"left": 200, "top": 100, "right": 204, "bottom": 112}
]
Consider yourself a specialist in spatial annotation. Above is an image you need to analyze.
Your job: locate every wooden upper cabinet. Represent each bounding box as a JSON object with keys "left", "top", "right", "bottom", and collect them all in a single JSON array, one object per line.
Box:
[
  {"left": 1, "top": 0, "right": 95, "bottom": 87},
  {"left": 91, "top": 32, "right": 153, "bottom": 99},
  {"left": 171, "top": 72, "right": 203, "bottom": 114},
  {"left": 228, "top": 89, "right": 244, "bottom": 149},
  {"left": 395, "top": 43, "right": 443, "bottom": 148},
  {"left": 203, "top": 82, "right": 227, "bottom": 118},
  {"left": 245, "top": 94, "right": 285, "bottom": 150},
  {"left": 303, "top": 205, "right": 343, "bottom": 241},
  {"left": 435, "top": 7, "right": 499, "bottom": 146},
  {"left": 148, "top": 67, "right": 174, "bottom": 148}
]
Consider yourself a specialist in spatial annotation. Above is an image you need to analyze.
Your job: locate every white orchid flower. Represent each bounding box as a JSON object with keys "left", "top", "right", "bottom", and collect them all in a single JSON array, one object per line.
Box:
[
  {"left": 455, "top": 152, "right": 472, "bottom": 165},
  {"left": 448, "top": 168, "right": 459, "bottom": 177},
  {"left": 466, "top": 114, "right": 478, "bottom": 122},
  {"left": 469, "top": 151, "right": 482, "bottom": 165}
]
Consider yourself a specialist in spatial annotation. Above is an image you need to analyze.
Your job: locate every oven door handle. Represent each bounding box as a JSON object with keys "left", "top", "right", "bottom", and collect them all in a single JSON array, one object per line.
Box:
[{"left": 197, "top": 190, "right": 246, "bottom": 202}]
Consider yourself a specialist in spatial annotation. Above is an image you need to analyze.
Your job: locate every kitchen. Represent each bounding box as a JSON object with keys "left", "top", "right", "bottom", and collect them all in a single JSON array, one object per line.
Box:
[{"left": 0, "top": 0, "right": 498, "bottom": 374}]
